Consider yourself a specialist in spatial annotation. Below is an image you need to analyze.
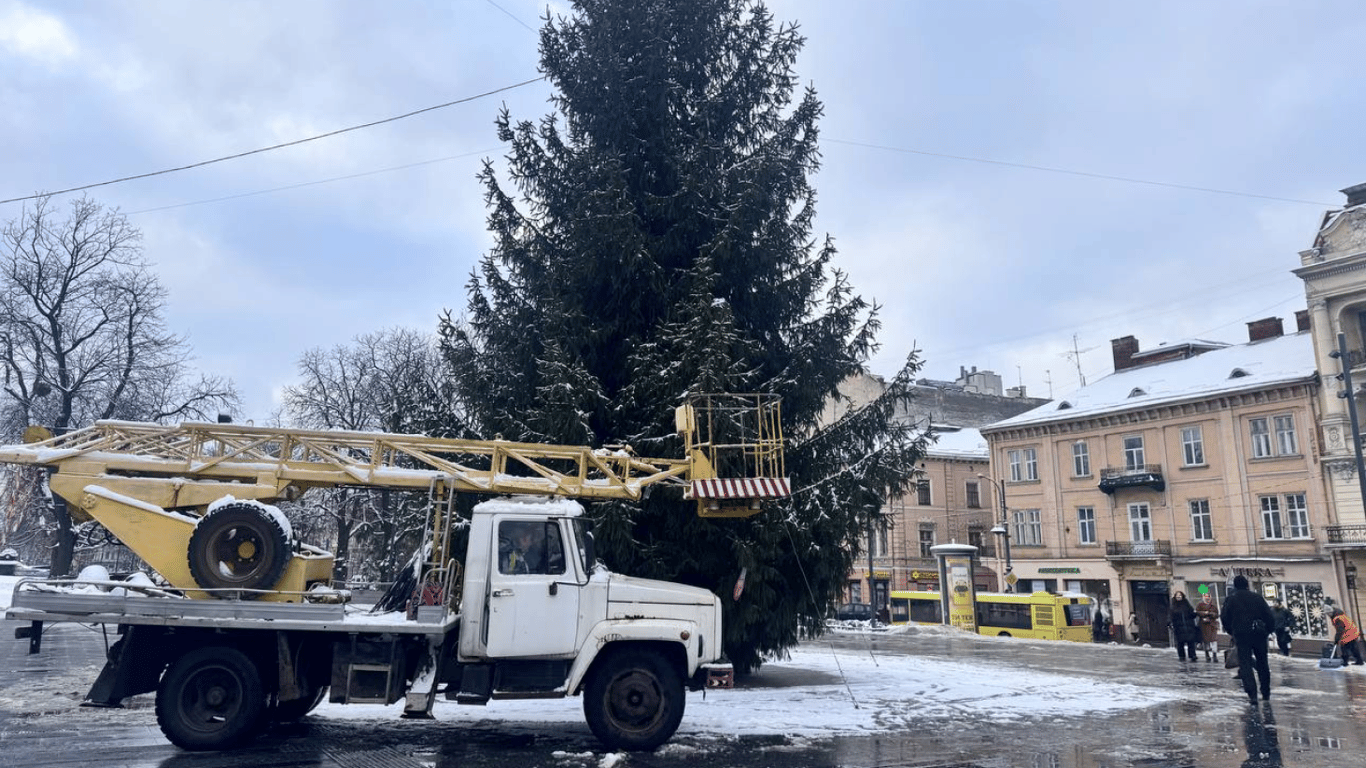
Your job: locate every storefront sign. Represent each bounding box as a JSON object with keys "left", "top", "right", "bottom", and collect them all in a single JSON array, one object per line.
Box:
[
  {"left": 863, "top": 570, "right": 893, "bottom": 579},
  {"left": 910, "top": 570, "right": 940, "bottom": 581},
  {"left": 1037, "top": 567, "right": 1081, "bottom": 574},
  {"left": 1209, "top": 567, "right": 1286, "bottom": 579}
]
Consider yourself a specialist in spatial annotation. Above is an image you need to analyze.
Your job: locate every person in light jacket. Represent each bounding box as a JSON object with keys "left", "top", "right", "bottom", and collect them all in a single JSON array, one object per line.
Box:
[{"left": 1196, "top": 592, "right": 1220, "bottom": 662}]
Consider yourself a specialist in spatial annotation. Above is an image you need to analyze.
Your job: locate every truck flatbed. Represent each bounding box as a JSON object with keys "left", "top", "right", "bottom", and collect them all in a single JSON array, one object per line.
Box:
[{"left": 5, "top": 579, "right": 456, "bottom": 635}]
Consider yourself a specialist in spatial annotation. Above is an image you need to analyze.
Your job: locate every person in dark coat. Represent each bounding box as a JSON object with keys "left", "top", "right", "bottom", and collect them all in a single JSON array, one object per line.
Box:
[
  {"left": 1222, "top": 575, "right": 1275, "bottom": 703},
  {"left": 1169, "top": 591, "right": 1200, "bottom": 662},
  {"left": 1270, "top": 600, "right": 1294, "bottom": 657}
]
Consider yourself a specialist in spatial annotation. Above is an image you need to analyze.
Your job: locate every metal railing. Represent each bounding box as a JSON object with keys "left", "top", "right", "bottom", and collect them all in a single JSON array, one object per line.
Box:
[
  {"left": 1326, "top": 524, "right": 1366, "bottom": 546},
  {"left": 1105, "top": 540, "right": 1173, "bottom": 557}
]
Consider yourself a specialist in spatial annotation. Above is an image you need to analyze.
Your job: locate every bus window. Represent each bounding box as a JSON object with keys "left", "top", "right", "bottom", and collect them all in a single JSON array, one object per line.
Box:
[
  {"left": 976, "top": 601, "right": 1031, "bottom": 631},
  {"left": 908, "top": 597, "right": 942, "bottom": 624},
  {"left": 890, "top": 597, "right": 910, "bottom": 624},
  {"left": 1063, "top": 602, "right": 1091, "bottom": 627}
]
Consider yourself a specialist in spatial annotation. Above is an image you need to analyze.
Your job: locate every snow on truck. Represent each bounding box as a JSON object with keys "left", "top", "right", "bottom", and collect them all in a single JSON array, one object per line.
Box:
[{"left": 0, "top": 394, "right": 788, "bottom": 752}]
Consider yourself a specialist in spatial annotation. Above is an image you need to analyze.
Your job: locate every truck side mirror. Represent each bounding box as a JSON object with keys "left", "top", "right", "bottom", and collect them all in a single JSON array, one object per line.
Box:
[{"left": 583, "top": 531, "right": 597, "bottom": 575}]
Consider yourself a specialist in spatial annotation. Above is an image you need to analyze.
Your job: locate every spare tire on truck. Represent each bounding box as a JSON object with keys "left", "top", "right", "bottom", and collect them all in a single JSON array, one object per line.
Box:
[{"left": 187, "top": 502, "right": 291, "bottom": 598}]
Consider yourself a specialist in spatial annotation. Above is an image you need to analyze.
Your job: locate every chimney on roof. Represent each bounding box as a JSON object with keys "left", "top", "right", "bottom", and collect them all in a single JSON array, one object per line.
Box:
[
  {"left": 1112, "top": 335, "right": 1140, "bottom": 371},
  {"left": 1344, "top": 183, "right": 1366, "bottom": 208},
  {"left": 1295, "top": 309, "right": 1310, "bottom": 333},
  {"left": 1247, "top": 317, "right": 1284, "bottom": 342}
]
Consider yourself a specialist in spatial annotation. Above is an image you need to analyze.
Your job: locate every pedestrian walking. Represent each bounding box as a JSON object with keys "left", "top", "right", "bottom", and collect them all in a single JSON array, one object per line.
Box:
[
  {"left": 1169, "top": 591, "right": 1200, "bottom": 662},
  {"left": 1127, "top": 611, "right": 1140, "bottom": 643},
  {"left": 1270, "top": 600, "right": 1294, "bottom": 657},
  {"left": 1221, "top": 575, "right": 1274, "bottom": 704},
  {"left": 1196, "top": 592, "right": 1220, "bottom": 662},
  {"left": 1329, "top": 607, "right": 1365, "bottom": 666}
]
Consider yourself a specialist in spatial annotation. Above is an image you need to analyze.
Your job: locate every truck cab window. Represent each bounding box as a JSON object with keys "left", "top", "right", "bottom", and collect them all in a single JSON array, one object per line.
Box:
[{"left": 499, "top": 521, "right": 565, "bottom": 575}]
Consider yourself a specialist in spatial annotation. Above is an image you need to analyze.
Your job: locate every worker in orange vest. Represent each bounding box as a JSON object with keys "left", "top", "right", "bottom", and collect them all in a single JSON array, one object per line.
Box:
[{"left": 1330, "top": 608, "right": 1364, "bottom": 666}]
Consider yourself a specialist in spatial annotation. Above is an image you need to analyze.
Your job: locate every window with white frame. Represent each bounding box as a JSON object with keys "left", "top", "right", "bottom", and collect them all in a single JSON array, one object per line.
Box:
[
  {"left": 1260, "top": 495, "right": 1284, "bottom": 539},
  {"left": 1008, "top": 450, "right": 1023, "bottom": 482},
  {"left": 1072, "top": 441, "right": 1090, "bottom": 477},
  {"left": 1260, "top": 493, "right": 1310, "bottom": 540},
  {"left": 1275, "top": 415, "right": 1298, "bottom": 455},
  {"left": 1023, "top": 447, "right": 1038, "bottom": 481},
  {"left": 1123, "top": 435, "right": 1145, "bottom": 470},
  {"left": 1189, "top": 499, "right": 1213, "bottom": 541},
  {"left": 918, "top": 527, "right": 935, "bottom": 558},
  {"left": 1181, "top": 426, "right": 1204, "bottom": 466},
  {"left": 870, "top": 522, "right": 890, "bottom": 556},
  {"left": 1250, "top": 417, "right": 1272, "bottom": 458},
  {"left": 1285, "top": 493, "right": 1309, "bottom": 538},
  {"left": 1014, "top": 509, "right": 1043, "bottom": 546},
  {"left": 1128, "top": 502, "right": 1152, "bottom": 542},
  {"left": 1077, "top": 506, "right": 1096, "bottom": 545}
]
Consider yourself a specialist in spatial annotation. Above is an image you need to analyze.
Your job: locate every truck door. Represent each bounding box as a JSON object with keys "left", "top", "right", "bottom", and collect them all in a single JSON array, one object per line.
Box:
[{"left": 485, "top": 518, "right": 581, "bottom": 657}]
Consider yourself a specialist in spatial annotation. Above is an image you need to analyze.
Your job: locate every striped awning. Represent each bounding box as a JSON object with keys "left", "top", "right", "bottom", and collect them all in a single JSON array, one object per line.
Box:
[{"left": 687, "top": 477, "right": 791, "bottom": 500}]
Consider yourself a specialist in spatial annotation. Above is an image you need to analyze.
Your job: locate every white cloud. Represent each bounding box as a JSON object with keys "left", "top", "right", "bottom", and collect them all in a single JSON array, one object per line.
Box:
[{"left": 0, "top": 1, "right": 77, "bottom": 67}]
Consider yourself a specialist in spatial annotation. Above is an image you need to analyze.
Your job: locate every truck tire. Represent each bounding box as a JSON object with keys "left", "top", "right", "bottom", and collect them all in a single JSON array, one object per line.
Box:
[
  {"left": 583, "top": 648, "right": 685, "bottom": 751},
  {"left": 187, "top": 503, "right": 290, "bottom": 597},
  {"left": 156, "top": 646, "right": 266, "bottom": 750},
  {"left": 269, "top": 683, "right": 327, "bottom": 723}
]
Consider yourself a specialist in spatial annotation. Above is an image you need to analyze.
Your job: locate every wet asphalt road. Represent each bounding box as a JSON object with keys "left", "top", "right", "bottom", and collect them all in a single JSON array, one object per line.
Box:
[{"left": 2, "top": 618, "right": 1364, "bottom": 768}]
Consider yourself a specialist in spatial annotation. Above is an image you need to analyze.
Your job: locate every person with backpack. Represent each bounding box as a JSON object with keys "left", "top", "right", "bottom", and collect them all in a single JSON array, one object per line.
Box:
[{"left": 1221, "top": 575, "right": 1274, "bottom": 703}]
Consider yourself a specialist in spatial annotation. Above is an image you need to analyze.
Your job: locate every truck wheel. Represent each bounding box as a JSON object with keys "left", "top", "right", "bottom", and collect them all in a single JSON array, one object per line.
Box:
[
  {"left": 188, "top": 503, "right": 290, "bottom": 597},
  {"left": 583, "top": 648, "right": 685, "bottom": 751},
  {"left": 156, "top": 646, "right": 266, "bottom": 750}
]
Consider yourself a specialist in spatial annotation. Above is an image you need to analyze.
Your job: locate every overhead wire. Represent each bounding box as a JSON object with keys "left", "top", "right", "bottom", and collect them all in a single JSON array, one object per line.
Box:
[
  {"left": 824, "top": 138, "right": 1338, "bottom": 208},
  {"left": 0, "top": 76, "right": 547, "bottom": 206}
]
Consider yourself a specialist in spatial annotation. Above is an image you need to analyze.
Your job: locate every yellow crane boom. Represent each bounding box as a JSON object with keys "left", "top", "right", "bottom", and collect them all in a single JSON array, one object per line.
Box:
[{"left": 0, "top": 394, "right": 789, "bottom": 601}]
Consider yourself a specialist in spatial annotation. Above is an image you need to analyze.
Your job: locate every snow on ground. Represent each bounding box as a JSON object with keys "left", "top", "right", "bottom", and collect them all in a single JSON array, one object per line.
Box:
[{"left": 0, "top": 574, "right": 1271, "bottom": 746}]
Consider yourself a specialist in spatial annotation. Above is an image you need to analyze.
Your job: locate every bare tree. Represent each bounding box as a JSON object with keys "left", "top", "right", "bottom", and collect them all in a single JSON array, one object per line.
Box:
[
  {"left": 0, "top": 195, "right": 239, "bottom": 574},
  {"left": 282, "top": 328, "right": 447, "bottom": 583}
]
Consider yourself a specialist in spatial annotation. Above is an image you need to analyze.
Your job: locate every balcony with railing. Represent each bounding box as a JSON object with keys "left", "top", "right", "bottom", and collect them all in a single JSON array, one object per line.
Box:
[
  {"left": 1325, "top": 524, "right": 1366, "bottom": 548},
  {"left": 1098, "top": 464, "right": 1166, "bottom": 494},
  {"left": 1105, "top": 540, "right": 1173, "bottom": 559}
]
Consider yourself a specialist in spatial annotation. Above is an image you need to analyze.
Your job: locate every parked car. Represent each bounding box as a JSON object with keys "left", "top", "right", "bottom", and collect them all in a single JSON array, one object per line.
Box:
[{"left": 835, "top": 602, "right": 875, "bottom": 622}]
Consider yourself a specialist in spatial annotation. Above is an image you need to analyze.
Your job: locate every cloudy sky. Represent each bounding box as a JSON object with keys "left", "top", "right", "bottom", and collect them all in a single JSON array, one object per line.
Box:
[{"left": 2, "top": 0, "right": 1363, "bottom": 422}]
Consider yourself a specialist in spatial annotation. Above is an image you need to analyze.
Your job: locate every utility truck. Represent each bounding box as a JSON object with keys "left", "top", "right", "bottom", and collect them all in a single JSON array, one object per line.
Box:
[{"left": 0, "top": 394, "right": 788, "bottom": 752}]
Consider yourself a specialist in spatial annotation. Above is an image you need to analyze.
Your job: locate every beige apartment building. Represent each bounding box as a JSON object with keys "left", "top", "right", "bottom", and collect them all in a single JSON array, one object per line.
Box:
[
  {"left": 980, "top": 321, "right": 1337, "bottom": 643},
  {"left": 837, "top": 370, "right": 1046, "bottom": 610}
]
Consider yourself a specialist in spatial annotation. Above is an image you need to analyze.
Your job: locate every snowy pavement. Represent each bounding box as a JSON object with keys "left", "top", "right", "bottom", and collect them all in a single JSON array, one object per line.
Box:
[{"left": 4, "top": 574, "right": 1366, "bottom": 767}]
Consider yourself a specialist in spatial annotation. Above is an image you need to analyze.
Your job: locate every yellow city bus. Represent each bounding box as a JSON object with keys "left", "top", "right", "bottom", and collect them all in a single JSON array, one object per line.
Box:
[{"left": 889, "top": 590, "right": 1093, "bottom": 642}]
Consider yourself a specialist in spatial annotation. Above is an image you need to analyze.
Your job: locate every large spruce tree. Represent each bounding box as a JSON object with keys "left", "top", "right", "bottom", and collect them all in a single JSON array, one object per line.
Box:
[{"left": 439, "top": 0, "right": 927, "bottom": 672}]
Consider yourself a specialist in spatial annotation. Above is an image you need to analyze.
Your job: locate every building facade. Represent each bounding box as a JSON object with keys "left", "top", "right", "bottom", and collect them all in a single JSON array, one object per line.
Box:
[
  {"left": 1295, "top": 182, "right": 1366, "bottom": 627},
  {"left": 838, "top": 370, "right": 1047, "bottom": 610},
  {"left": 981, "top": 322, "right": 1338, "bottom": 643}
]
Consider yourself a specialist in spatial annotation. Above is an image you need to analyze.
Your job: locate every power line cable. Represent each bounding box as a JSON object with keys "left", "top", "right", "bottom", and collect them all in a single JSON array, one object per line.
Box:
[
  {"left": 0, "top": 76, "right": 547, "bottom": 207},
  {"left": 825, "top": 139, "right": 1338, "bottom": 208},
  {"left": 125, "top": 148, "right": 500, "bottom": 215},
  {"left": 484, "top": 0, "right": 538, "bottom": 33}
]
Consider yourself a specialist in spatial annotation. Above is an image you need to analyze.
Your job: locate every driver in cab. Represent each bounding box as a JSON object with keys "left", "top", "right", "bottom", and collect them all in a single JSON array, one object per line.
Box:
[{"left": 500, "top": 522, "right": 545, "bottom": 575}]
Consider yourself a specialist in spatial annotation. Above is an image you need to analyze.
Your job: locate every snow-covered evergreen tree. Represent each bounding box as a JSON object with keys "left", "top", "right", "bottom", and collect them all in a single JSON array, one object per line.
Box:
[{"left": 439, "top": 0, "right": 927, "bottom": 671}]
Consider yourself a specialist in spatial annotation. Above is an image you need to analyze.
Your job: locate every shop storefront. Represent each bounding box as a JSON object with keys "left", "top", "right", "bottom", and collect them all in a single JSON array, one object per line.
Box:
[{"left": 1173, "top": 559, "right": 1336, "bottom": 640}]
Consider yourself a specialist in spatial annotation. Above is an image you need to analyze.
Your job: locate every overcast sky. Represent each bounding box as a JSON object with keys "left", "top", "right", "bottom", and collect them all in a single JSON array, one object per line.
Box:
[{"left": 2, "top": 0, "right": 1362, "bottom": 423}]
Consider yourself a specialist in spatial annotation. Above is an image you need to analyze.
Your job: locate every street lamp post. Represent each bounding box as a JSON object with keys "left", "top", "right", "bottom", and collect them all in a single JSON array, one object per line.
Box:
[{"left": 979, "top": 473, "right": 1013, "bottom": 592}]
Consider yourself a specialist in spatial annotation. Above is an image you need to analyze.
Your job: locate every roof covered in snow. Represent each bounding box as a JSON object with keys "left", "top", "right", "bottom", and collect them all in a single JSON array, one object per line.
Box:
[
  {"left": 983, "top": 331, "right": 1317, "bottom": 431},
  {"left": 927, "top": 426, "right": 987, "bottom": 459}
]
